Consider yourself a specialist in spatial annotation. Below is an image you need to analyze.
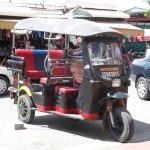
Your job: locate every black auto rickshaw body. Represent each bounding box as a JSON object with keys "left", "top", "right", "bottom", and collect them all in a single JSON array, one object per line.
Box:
[{"left": 7, "top": 18, "right": 134, "bottom": 143}]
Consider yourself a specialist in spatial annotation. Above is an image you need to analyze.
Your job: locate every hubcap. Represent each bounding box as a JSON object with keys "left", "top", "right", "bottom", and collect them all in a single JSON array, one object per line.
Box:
[
  {"left": 138, "top": 80, "right": 146, "bottom": 98},
  {"left": 0, "top": 79, "right": 7, "bottom": 94},
  {"left": 113, "top": 115, "right": 124, "bottom": 135},
  {"left": 19, "top": 100, "right": 28, "bottom": 118}
]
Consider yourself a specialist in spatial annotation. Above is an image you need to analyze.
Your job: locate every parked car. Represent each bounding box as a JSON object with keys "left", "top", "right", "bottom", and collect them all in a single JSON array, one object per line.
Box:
[
  {"left": 0, "top": 66, "right": 13, "bottom": 96},
  {"left": 130, "top": 56, "right": 150, "bottom": 100}
]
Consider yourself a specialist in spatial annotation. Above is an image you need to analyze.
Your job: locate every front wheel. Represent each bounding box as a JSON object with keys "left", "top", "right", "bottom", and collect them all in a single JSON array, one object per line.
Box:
[
  {"left": 17, "top": 94, "right": 35, "bottom": 124},
  {"left": 107, "top": 107, "right": 134, "bottom": 143}
]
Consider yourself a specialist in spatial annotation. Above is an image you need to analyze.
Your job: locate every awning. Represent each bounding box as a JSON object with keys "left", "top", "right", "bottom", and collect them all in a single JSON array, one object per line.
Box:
[
  {"left": 0, "top": 19, "right": 18, "bottom": 29},
  {"left": 97, "top": 22, "right": 144, "bottom": 36},
  {"left": 68, "top": 8, "right": 130, "bottom": 19},
  {"left": 0, "top": 5, "right": 34, "bottom": 17},
  {"left": 85, "top": 9, "right": 130, "bottom": 18},
  {"left": 33, "top": 9, "right": 63, "bottom": 17},
  {"left": 98, "top": 22, "right": 142, "bottom": 30}
]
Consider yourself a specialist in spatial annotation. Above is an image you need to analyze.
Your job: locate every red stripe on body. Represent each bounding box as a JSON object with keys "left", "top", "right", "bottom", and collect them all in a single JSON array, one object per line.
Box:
[
  {"left": 81, "top": 112, "right": 99, "bottom": 119},
  {"left": 13, "top": 78, "right": 30, "bottom": 86},
  {"left": 35, "top": 104, "right": 99, "bottom": 119}
]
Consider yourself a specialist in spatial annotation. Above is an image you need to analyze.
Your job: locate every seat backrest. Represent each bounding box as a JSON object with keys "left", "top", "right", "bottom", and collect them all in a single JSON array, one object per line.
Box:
[
  {"left": 15, "top": 49, "right": 49, "bottom": 71},
  {"left": 15, "top": 49, "right": 35, "bottom": 70},
  {"left": 32, "top": 50, "right": 48, "bottom": 71},
  {"left": 49, "top": 50, "right": 64, "bottom": 59},
  {"left": 49, "top": 50, "right": 72, "bottom": 77},
  {"left": 15, "top": 49, "right": 64, "bottom": 71},
  {"left": 15, "top": 49, "right": 69, "bottom": 78}
]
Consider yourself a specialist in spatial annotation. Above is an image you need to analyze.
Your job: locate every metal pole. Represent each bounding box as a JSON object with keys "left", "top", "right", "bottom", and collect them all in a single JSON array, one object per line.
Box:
[
  {"left": 46, "top": 33, "right": 52, "bottom": 85},
  {"left": 43, "top": 0, "right": 44, "bottom": 8},
  {"left": 12, "top": 31, "right": 15, "bottom": 55}
]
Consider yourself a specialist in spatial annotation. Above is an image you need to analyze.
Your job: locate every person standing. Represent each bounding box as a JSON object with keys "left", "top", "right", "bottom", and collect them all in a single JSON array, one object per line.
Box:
[
  {"left": 50, "top": 34, "right": 64, "bottom": 50},
  {"left": 114, "top": 43, "right": 121, "bottom": 64},
  {"left": 122, "top": 39, "right": 127, "bottom": 55},
  {"left": 146, "top": 44, "right": 150, "bottom": 57}
]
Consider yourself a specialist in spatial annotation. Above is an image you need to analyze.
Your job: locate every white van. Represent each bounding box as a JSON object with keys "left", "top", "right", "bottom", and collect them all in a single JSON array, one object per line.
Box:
[{"left": 0, "top": 66, "right": 13, "bottom": 96}]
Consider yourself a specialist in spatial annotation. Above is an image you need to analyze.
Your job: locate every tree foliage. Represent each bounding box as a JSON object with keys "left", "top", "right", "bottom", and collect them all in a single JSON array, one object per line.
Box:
[
  {"left": 144, "top": 0, "right": 150, "bottom": 16},
  {"left": 144, "top": 0, "right": 150, "bottom": 4},
  {"left": 145, "top": 10, "right": 150, "bottom": 16}
]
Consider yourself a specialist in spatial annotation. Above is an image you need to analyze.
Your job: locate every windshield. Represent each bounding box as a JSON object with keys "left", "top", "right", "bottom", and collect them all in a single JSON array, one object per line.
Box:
[{"left": 87, "top": 42, "right": 122, "bottom": 66}]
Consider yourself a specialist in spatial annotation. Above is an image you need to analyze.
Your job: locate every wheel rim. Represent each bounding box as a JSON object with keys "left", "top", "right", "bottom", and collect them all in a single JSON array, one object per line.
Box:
[
  {"left": 19, "top": 100, "right": 28, "bottom": 118},
  {"left": 112, "top": 114, "right": 124, "bottom": 135},
  {"left": 138, "top": 80, "right": 146, "bottom": 98},
  {"left": 0, "top": 79, "right": 7, "bottom": 94}
]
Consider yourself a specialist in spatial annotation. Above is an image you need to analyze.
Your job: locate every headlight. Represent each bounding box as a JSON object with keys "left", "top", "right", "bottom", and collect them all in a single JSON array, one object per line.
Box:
[{"left": 112, "top": 79, "right": 121, "bottom": 87}]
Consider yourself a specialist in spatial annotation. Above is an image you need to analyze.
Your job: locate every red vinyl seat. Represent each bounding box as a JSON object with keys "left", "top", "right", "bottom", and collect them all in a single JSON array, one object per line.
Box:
[{"left": 15, "top": 49, "right": 64, "bottom": 79}]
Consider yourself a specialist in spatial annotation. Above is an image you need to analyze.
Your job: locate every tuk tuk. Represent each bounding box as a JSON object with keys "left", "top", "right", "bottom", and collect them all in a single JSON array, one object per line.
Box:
[{"left": 7, "top": 18, "right": 134, "bottom": 143}]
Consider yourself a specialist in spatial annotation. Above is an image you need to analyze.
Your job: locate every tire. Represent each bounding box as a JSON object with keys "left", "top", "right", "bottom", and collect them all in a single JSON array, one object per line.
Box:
[
  {"left": 17, "top": 94, "right": 35, "bottom": 124},
  {"left": 0, "top": 76, "right": 9, "bottom": 96},
  {"left": 107, "top": 107, "right": 134, "bottom": 143},
  {"left": 137, "top": 77, "right": 150, "bottom": 100}
]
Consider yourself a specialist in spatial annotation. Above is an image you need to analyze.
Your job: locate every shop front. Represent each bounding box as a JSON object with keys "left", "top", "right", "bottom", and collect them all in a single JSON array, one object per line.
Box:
[
  {"left": 0, "top": 19, "right": 19, "bottom": 65},
  {"left": 125, "top": 35, "right": 150, "bottom": 54}
]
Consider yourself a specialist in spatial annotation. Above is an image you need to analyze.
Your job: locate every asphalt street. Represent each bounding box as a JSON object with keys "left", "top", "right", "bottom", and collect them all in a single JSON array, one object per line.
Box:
[{"left": 0, "top": 81, "right": 150, "bottom": 150}]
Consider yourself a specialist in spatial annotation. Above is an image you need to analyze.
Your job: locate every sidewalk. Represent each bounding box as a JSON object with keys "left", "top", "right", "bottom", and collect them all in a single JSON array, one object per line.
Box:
[{"left": 106, "top": 141, "right": 150, "bottom": 150}]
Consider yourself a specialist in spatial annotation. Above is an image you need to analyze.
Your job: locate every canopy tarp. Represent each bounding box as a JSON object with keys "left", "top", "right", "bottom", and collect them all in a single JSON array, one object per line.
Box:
[{"left": 14, "top": 18, "right": 124, "bottom": 37}]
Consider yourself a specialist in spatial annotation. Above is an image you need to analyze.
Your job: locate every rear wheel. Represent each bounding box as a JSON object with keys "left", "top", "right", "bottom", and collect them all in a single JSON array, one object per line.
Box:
[
  {"left": 17, "top": 94, "right": 35, "bottom": 124},
  {"left": 0, "top": 76, "right": 9, "bottom": 96},
  {"left": 107, "top": 107, "right": 134, "bottom": 143},
  {"left": 137, "top": 77, "right": 150, "bottom": 100}
]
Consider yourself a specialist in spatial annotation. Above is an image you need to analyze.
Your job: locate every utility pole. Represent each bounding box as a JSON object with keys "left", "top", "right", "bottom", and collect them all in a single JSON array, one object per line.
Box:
[
  {"left": 43, "top": 0, "right": 44, "bottom": 6},
  {"left": 40, "top": 0, "right": 44, "bottom": 8}
]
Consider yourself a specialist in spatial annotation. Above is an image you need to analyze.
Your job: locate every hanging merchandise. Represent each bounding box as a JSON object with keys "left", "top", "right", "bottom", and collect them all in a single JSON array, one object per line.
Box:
[
  {"left": 0, "top": 29, "right": 12, "bottom": 58},
  {"left": 7, "top": 30, "right": 11, "bottom": 39},
  {"left": 0, "top": 30, "right": 2, "bottom": 40}
]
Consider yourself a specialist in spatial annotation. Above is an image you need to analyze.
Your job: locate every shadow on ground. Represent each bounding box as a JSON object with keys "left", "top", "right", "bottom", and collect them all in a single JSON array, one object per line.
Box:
[
  {"left": 29, "top": 114, "right": 150, "bottom": 143},
  {"left": 129, "top": 119, "right": 150, "bottom": 143},
  {"left": 32, "top": 113, "right": 113, "bottom": 142},
  {"left": 0, "top": 94, "right": 10, "bottom": 98}
]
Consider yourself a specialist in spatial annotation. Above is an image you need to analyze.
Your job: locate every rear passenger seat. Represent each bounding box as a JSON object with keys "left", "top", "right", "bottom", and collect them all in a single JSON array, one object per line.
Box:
[
  {"left": 15, "top": 49, "right": 48, "bottom": 79},
  {"left": 15, "top": 49, "right": 77, "bottom": 85}
]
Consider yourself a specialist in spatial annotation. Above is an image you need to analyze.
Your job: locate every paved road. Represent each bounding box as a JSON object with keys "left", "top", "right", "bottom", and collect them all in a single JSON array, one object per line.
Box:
[{"left": 0, "top": 82, "right": 150, "bottom": 150}]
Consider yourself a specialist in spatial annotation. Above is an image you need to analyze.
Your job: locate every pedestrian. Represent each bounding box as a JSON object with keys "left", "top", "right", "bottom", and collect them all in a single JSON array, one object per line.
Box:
[
  {"left": 122, "top": 39, "right": 127, "bottom": 55},
  {"left": 146, "top": 43, "right": 150, "bottom": 57},
  {"left": 114, "top": 43, "right": 121, "bottom": 64}
]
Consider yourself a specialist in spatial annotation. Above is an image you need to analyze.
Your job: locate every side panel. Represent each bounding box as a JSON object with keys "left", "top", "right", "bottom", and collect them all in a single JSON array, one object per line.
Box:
[
  {"left": 82, "top": 77, "right": 106, "bottom": 119},
  {"left": 32, "top": 82, "right": 73, "bottom": 112}
]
